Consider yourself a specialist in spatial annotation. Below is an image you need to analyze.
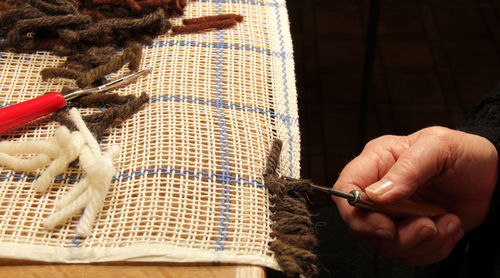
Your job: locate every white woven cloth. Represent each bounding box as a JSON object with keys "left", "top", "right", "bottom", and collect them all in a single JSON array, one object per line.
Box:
[{"left": 0, "top": 0, "right": 299, "bottom": 270}]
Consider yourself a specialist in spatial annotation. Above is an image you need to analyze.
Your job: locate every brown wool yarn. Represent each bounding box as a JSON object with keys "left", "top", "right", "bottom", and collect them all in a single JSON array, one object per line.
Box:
[
  {"left": 264, "top": 139, "right": 319, "bottom": 278},
  {"left": 73, "top": 93, "right": 137, "bottom": 107},
  {"left": 91, "top": 0, "right": 187, "bottom": 18},
  {"left": 172, "top": 19, "right": 239, "bottom": 34},
  {"left": 27, "top": 0, "right": 78, "bottom": 15},
  {"left": 182, "top": 14, "right": 243, "bottom": 25},
  {"left": 0, "top": 1, "right": 170, "bottom": 87},
  {"left": 0, "top": 1, "right": 21, "bottom": 11},
  {"left": 1, "top": 1, "right": 243, "bottom": 86},
  {"left": 173, "top": 14, "right": 244, "bottom": 34},
  {"left": 55, "top": 92, "right": 149, "bottom": 140},
  {"left": 0, "top": 0, "right": 242, "bottom": 139},
  {"left": 41, "top": 43, "right": 142, "bottom": 87}
]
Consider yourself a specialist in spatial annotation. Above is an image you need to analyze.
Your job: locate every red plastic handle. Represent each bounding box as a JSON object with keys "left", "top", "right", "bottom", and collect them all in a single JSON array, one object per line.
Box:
[{"left": 0, "top": 92, "right": 66, "bottom": 134}]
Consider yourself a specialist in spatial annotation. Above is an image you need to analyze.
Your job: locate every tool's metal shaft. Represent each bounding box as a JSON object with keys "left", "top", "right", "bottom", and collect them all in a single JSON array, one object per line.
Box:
[
  {"left": 64, "top": 68, "right": 151, "bottom": 101},
  {"left": 283, "top": 176, "right": 374, "bottom": 208},
  {"left": 282, "top": 176, "right": 447, "bottom": 218},
  {"left": 309, "top": 183, "right": 374, "bottom": 209},
  {"left": 310, "top": 183, "right": 353, "bottom": 200}
]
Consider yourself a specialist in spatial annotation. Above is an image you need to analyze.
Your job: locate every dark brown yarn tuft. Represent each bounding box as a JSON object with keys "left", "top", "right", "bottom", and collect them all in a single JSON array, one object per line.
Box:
[
  {"left": 27, "top": 0, "right": 79, "bottom": 15},
  {"left": 1, "top": 1, "right": 243, "bottom": 87},
  {"left": 40, "top": 67, "right": 81, "bottom": 81},
  {"left": 1, "top": 1, "right": 242, "bottom": 138},
  {"left": 172, "top": 19, "right": 238, "bottom": 34},
  {"left": 182, "top": 14, "right": 243, "bottom": 25},
  {"left": 91, "top": 0, "right": 187, "bottom": 18},
  {"left": 0, "top": 1, "right": 171, "bottom": 88},
  {"left": 270, "top": 240, "right": 319, "bottom": 278},
  {"left": 55, "top": 92, "right": 149, "bottom": 140},
  {"left": 264, "top": 139, "right": 318, "bottom": 278},
  {"left": 75, "top": 43, "right": 143, "bottom": 88},
  {"left": 0, "top": 1, "right": 22, "bottom": 12},
  {"left": 172, "top": 16, "right": 242, "bottom": 34},
  {"left": 42, "top": 43, "right": 142, "bottom": 87},
  {"left": 73, "top": 93, "right": 137, "bottom": 107}
]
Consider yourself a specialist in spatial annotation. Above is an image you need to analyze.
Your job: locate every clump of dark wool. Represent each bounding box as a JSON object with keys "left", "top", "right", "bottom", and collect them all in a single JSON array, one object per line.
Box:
[
  {"left": 0, "top": 1, "right": 171, "bottom": 88},
  {"left": 0, "top": 1, "right": 245, "bottom": 88},
  {"left": 41, "top": 43, "right": 143, "bottom": 88},
  {"left": 55, "top": 92, "right": 149, "bottom": 140},
  {"left": 264, "top": 139, "right": 319, "bottom": 278},
  {"left": 0, "top": 0, "right": 243, "bottom": 138},
  {"left": 89, "top": 0, "right": 187, "bottom": 18}
]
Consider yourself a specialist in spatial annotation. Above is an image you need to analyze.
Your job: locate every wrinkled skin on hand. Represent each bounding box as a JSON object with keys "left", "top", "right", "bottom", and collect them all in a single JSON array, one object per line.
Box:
[{"left": 333, "top": 126, "right": 498, "bottom": 266}]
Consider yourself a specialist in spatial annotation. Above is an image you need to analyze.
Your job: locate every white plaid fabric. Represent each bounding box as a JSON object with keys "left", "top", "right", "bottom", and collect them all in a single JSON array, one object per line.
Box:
[{"left": 0, "top": 0, "right": 299, "bottom": 269}]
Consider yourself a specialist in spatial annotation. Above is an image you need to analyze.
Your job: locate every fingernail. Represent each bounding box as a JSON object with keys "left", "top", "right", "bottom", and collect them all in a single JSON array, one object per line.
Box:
[
  {"left": 418, "top": 226, "right": 436, "bottom": 240},
  {"left": 374, "top": 228, "right": 394, "bottom": 240},
  {"left": 447, "top": 221, "right": 463, "bottom": 241},
  {"left": 447, "top": 221, "right": 460, "bottom": 235},
  {"left": 366, "top": 180, "right": 394, "bottom": 196}
]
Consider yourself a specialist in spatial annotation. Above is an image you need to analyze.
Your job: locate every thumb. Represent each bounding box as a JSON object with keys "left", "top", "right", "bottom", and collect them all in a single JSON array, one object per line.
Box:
[{"left": 364, "top": 137, "right": 449, "bottom": 204}]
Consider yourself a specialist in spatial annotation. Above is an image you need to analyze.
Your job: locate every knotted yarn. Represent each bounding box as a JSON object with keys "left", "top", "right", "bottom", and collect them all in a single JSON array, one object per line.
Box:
[
  {"left": 264, "top": 139, "right": 319, "bottom": 278},
  {"left": 0, "top": 108, "right": 120, "bottom": 237},
  {"left": 45, "top": 108, "right": 120, "bottom": 236}
]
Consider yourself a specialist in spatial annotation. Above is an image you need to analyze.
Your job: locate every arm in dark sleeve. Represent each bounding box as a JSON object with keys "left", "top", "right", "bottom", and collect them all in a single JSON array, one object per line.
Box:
[
  {"left": 460, "top": 84, "right": 500, "bottom": 147},
  {"left": 452, "top": 83, "right": 500, "bottom": 277}
]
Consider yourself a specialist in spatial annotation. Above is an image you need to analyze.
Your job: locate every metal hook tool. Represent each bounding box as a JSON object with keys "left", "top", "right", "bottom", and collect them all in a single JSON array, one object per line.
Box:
[
  {"left": 0, "top": 69, "right": 151, "bottom": 134},
  {"left": 284, "top": 177, "right": 447, "bottom": 218}
]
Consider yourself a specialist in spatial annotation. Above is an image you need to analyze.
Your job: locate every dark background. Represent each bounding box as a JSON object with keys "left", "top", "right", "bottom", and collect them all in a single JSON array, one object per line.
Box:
[
  {"left": 291, "top": 0, "right": 500, "bottom": 193},
  {"left": 274, "top": 0, "right": 500, "bottom": 277}
]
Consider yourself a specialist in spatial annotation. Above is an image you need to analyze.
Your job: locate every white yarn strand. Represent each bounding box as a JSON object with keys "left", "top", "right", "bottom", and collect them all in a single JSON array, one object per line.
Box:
[
  {"left": 75, "top": 145, "right": 120, "bottom": 237},
  {"left": 68, "top": 108, "right": 101, "bottom": 155},
  {"left": 53, "top": 109, "right": 120, "bottom": 237},
  {"left": 0, "top": 139, "right": 60, "bottom": 158},
  {"left": 55, "top": 179, "right": 90, "bottom": 209},
  {"left": 32, "top": 131, "right": 84, "bottom": 193},
  {"left": 44, "top": 187, "right": 92, "bottom": 230},
  {"left": 0, "top": 127, "right": 74, "bottom": 172},
  {"left": 0, "top": 109, "right": 121, "bottom": 237},
  {"left": 0, "top": 152, "right": 52, "bottom": 172}
]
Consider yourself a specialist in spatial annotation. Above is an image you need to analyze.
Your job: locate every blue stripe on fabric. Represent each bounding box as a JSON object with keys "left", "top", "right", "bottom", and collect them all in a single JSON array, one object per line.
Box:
[
  {"left": 1, "top": 93, "right": 300, "bottom": 128},
  {"left": 272, "top": 0, "right": 295, "bottom": 176},
  {"left": 0, "top": 96, "right": 300, "bottom": 127},
  {"left": 145, "top": 40, "right": 292, "bottom": 59},
  {"left": 0, "top": 168, "right": 265, "bottom": 187},
  {"left": 71, "top": 208, "right": 85, "bottom": 247},
  {"left": 149, "top": 95, "right": 299, "bottom": 127},
  {"left": 200, "top": 0, "right": 286, "bottom": 8},
  {"left": 71, "top": 235, "right": 83, "bottom": 247},
  {"left": 213, "top": 0, "right": 231, "bottom": 252}
]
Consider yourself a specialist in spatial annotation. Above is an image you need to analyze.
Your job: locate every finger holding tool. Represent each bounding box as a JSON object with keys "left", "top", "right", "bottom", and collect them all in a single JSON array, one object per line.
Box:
[
  {"left": 283, "top": 176, "right": 447, "bottom": 218},
  {"left": 0, "top": 68, "right": 151, "bottom": 134},
  {"left": 309, "top": 183, "right": 447, "bottom": 218}
]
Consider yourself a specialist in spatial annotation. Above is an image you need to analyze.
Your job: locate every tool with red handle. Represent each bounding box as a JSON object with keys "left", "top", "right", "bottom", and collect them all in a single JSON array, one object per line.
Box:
[{"left": 0, "top": 69, "right": 150, "bottom": 134}]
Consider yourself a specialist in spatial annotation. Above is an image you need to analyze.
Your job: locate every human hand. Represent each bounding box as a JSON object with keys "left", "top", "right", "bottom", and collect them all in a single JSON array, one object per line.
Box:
[{"left": 333, "top": 126, "right": 498, "bottom": 266}]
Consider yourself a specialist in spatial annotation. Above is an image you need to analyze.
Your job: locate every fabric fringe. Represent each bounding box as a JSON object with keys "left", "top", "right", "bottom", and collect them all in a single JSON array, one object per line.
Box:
[{"left": 264, "top": 139, "right": 319, "bottom": 278}]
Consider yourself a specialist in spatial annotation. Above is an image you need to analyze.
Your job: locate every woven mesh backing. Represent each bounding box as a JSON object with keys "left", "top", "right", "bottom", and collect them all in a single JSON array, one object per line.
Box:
[{"left": 0, "top": 0, "right": 299, "bottom": 269}]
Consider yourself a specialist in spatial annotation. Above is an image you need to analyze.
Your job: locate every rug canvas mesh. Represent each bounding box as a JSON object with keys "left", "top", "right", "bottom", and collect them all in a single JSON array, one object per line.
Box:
[{"left": 0, "top": 0, "right": 299, "bottom": 269}]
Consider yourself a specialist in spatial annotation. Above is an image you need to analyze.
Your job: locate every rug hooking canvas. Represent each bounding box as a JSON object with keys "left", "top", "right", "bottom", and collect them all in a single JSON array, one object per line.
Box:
[{"left": 0, "top": 0, "right": 299, "bottom": 270}]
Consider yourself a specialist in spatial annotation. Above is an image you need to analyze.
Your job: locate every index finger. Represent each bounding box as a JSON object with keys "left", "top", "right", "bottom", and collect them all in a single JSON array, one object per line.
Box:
[
  {"left": 334, "top": 135, "right": 408, "bottom": 193},
  {"left": 332, "top": 135, "right": 409, "bottom": 239}
]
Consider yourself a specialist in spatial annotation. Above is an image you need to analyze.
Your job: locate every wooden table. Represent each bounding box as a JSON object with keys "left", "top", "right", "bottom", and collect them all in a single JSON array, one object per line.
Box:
[{"left": 0, "top": 260, "right": 265, "bottom": 278}]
